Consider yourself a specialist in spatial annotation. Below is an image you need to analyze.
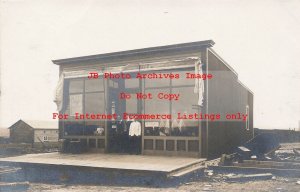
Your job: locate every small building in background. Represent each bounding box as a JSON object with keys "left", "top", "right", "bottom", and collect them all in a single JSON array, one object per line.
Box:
[{"left": 8, "top": 120, "right": 59, "bottom": 145}]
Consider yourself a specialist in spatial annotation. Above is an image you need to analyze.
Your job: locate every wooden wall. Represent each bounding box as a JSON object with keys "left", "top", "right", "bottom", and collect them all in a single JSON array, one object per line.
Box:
[
  {"left": 34, "top": 129, "right": 59, "bottom": 142},
  {"left": 10, "top": 121, "right": 34, "bottom": 144},
  {"left": 206, "top": 49, "right": 254, "bottom": 158}
]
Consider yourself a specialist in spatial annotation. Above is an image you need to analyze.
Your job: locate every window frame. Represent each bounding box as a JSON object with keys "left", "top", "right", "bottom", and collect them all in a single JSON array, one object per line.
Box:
[{"left": 246, "top": 105, "right": 250, "bottom": 130}]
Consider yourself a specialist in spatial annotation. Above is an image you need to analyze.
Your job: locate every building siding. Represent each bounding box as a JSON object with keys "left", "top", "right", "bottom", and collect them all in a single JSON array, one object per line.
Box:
[
  {"left": 206, "top": 49, "right": 254, "bottom": 158},
  {"left": 33, "top": 129, "right": 59, "bottom": 143},
  {"left": 10, "top": 121, "right": 34, "bottom": 143}
]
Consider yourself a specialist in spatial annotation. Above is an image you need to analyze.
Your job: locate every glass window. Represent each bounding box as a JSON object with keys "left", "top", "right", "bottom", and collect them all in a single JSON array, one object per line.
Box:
[
  {"left": 70, "top": 94, "right": 83, "bottom": 115},
  {"left": 125, "top": 78, "right": 139, "bottom": 89},
  {"left": 85, "top": 93, "right": 105, "bottom": 114},
  {"left": 85, "top": 78, "right": 104, "bottom": 92},
  {"left": 64, "top": 121, "right": 84, "bottom": 136},
  {"left": 69, "top": 79, "right": 84, "bottom": 93},
  {"left": 172, "top": 86, "right": 197, "bottom": 114},
  {"left": 126, "top": 93, "right": 138, "bottom": 114},
  {"left": 43, "top": 136, "right": 48, "bottom": 141},
  {"left": 143, "top": 69, "right": 199, "bottom": 137},
  {"left": 65, "top": 77, "right": 106, "bottom": 137},
  {"left": 144, "top": 88, "right": 171, "bottom": 136},
  {"left": 145, "top": 88, "right": 170, "bottom": 114},
  {"left": 171, "top": 70, "right": 195, "bottom": 86},
  {"left": 171, "top": 86, "right": 198, "bottom": 136},
  {"left": 145, "top": 78, "right": 170, "bottom": 88}
]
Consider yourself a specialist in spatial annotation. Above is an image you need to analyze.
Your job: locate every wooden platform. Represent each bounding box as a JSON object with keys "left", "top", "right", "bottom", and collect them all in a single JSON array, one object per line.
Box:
[
  {"left": 0, "top": 153, "right": 206, "bottom": 185},
  {"left": 0, "top": 152, "right": 204, "bottom": 173}
]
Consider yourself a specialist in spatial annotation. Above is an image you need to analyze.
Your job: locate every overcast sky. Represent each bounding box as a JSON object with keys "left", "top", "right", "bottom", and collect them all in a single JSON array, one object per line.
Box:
[{"left": 0, "top": 0, "right": 299, "bottom": 129}]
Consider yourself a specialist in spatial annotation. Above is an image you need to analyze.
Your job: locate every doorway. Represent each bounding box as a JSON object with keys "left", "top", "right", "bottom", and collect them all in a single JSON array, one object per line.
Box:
[{"left": 107, "top": 77, "right": 142, "bottom": 154}]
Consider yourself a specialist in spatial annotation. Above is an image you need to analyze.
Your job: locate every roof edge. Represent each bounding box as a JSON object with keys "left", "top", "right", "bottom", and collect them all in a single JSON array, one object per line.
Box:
[
  {"left": 208, "top": 48, "right": 238, "bottom": 76},
  {"left": 52, "top": 40, "right": 215, "bottom": 65},
  {"left": 208, "top": 48, "right": 253, "bottom": 95}
]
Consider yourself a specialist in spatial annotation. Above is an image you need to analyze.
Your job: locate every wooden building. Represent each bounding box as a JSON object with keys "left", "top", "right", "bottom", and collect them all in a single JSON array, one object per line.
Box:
[
  {"left": 9, "top": 120, "right": 59, "bottom": 144},
  {"left": 53, "top": 40, "right": 254, "bottom": 158}
]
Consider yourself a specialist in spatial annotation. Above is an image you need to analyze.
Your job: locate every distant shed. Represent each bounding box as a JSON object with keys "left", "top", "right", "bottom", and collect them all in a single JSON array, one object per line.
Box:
[{"left": 8, "top": 120, "right": 59, "bottom": 144}]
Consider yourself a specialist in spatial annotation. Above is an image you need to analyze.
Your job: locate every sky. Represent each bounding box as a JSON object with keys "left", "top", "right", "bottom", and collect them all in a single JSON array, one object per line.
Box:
[{"left": 0, "top": 0, "right": 299, "bottom": 129}]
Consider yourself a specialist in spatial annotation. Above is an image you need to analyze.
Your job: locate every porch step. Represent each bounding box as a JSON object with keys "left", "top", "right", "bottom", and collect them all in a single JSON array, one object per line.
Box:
[
  {"left": 170, "top": 164, "right": 205, "bottom": 177},
  {"left": 168, "top": 161, "right": 205, "bottom": 178}
]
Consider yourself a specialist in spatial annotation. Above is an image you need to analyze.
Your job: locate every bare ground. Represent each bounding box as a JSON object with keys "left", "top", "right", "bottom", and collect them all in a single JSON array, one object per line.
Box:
[{"left": 28, "top": 177, "right": 300, "bottom": 192}]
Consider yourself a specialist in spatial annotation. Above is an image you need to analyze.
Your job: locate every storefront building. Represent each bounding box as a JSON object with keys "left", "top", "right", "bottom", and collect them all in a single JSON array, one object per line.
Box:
[{"left": 53, "top": 40, "right": 254, "bottom": 158}]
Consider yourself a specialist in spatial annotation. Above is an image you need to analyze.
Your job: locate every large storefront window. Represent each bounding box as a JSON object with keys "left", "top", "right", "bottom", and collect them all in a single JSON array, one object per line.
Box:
[
  {"left": 144, "top": 69, "right": 199, "bottom": 137},
  {"left": 171, "top": 86, "right": 198, "bottom": 136},
  {"left": 64, "top": 77, "right": 105, "bottom": 136},
  {"left": 69, "top": 79, "right": 84, "bottom": 115},
  {"left": 63, "top": 68, "right": 200, "bottom": 138},
  {"left": 144, "top": 88, "right": 170, "bottom": 136}
]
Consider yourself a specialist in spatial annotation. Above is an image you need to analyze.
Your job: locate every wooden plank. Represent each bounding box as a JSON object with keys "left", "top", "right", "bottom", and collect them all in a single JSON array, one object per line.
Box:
[
  {"left": 226, "top": 173, "right": 273, "bottom": 181},
  {"left": 208, "top": 165, "right": 300, "bottom": 177}
]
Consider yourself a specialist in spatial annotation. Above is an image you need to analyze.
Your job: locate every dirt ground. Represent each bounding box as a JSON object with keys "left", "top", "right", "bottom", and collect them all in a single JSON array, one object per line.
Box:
[{"left": 28, "top": 177, "right": 300, "bottom": 192}]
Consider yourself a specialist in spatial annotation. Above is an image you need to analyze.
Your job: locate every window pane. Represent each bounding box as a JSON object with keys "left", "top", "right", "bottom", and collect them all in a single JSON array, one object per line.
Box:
[
  {"left": 145, "top": 88, "right": 170, "bottom": 114},
  {"left": 126, "top": 93, "right": 138, "bottom": 114},
  {"left": 85, "top": 78, "right": 104, "bottom": 92},
  {"left": 85, "top": 93, "right": 105, "bottom": 114},
  {"left": 70, "top": 94, "right": 83, "bottom": 115},
  {"left": 125, "top": 78, "right": 139, "bottom": 89},
  {"left": 145, "top": 77, "right": 170, "bottom": 88},
  {"left": 172, "top": 70, "right": 195, "bottom": 86},
  {"left": 69, "top": 79, "right": 84, "bottom": 93},
  {"left": 144, "top": 88, "right": 170, "bottom": 136},
  {"left": 171, "top": 86, "right": 198, "bottom": 136},
  {"left": 172, "top": 86, "right": 197, "bottom": 113},
  {"left": 64, "top": 121, "right": 84, "bottom": 136}
]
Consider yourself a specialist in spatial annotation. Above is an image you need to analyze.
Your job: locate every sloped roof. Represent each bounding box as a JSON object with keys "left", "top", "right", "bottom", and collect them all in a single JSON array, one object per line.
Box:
[
  {"left": 9, "top": 120, "right": 58, "bottom": 130},
  {"left": 23, "top": 120, "right": 58, "bottom": 130}
]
